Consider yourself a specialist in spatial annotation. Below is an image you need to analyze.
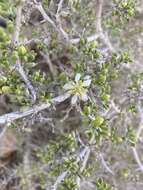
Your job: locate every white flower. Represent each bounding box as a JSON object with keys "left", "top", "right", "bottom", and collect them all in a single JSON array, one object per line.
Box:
[{"left": 63, "top": 73, "right": 92, "bottom": 105}]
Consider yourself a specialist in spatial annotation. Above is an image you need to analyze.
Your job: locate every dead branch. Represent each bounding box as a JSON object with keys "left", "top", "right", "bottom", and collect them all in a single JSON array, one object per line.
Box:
[{"left": 0, "top": 93, "right": 71, "bottom": 125}]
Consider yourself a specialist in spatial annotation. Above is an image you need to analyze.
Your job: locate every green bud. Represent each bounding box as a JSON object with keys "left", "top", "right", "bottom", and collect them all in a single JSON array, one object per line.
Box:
[
  {"left": 101, "top": 94, "right": 110, "bottom": 101},
  {"left": 18, "top": 45, "right": 27, "bottom": 56},
  {"left": 7, "top": 21, "right": 14, "bottom": 33},
  {"left": 0, "top": 28, "right": 5, "bottom": 36},
  {"left": 117, "top": 136, "right": 123, "bottom": 143},
  {"left": 0, "top": 28, "right": 8, "bottom": 41},
  {"left": 91, "top": 41, "right": 98, "bottom": 48},
  {"left": 2, "top": 86, "right": 11, "bottom": 93},
  {"left": 92, "top": 115, "right": 104, "bottom": 126},
  {"left": 0, "top": 76, "right": 7, "bottom": 84},
  {"left": 98, "top": 75, "right": 106, "bottom": 83},
  {"left": 12, "top": 51, "right": 19, "bottom": 61}
]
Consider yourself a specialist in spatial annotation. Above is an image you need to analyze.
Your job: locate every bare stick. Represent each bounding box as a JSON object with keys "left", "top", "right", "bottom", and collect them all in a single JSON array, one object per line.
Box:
[
  {"left": 16, "top": 59, "right": 37, "bottom": 103},
  {"left": 35, "top": 2, "right": 57, "bottom": 29},
  {"left": 56, "top": 0, "right": 64, "bottom": 15},
  {"left": 132, "top": 101, "right": 143, "bottom": 171},
  {"left": 99, "top": 153, "right": 114, "bottom": 175},
  {"left": 80, "top": 147, "right": 90, "bottom": 172}
]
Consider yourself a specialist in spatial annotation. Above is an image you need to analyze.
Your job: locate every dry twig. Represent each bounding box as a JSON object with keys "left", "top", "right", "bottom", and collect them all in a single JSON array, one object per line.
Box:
[
  {"left": 0, "top": 93, "right": 71, "bottom": 125},
  {"left": 99, "top": 153, "right": 114, "bottom": 175},
  {"left": 131, "top": 101, "right": 143, "bottom": 172}
]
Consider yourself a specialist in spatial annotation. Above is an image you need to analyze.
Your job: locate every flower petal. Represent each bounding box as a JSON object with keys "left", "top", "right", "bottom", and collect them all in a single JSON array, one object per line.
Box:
[
  {"left": 63, "top": 82, "right": 75, "bottom": 90},
  {"left": 75, "top": 73, "right": 81, "bottom": 82},
  {"left": 84, "top": 75, "right": 91, "bottom": 80},
  {"left": 83, "top": 79, "right": 91, "bottom": 87},
  {"left": 81, "top": 93, "right": 88, "bottom": 101},
  {"left": 71, "top": 94, "right": 78, "bottom": 105}
]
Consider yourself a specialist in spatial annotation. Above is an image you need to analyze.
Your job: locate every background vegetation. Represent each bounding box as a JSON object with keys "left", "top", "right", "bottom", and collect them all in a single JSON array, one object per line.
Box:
[{"left": 0, "top": 0, "right": 143, "bottom": 190}]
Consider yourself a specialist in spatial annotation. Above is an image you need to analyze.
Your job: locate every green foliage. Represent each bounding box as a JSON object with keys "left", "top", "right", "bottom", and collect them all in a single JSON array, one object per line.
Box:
[
  {"left": 59, "top": 176, "right": 77, "bottom": 190},
  {"left": 106, "top": 0, "right": 136, "bottom": 31},
  {"left": 0, "top": 0, "right": 15, "bottom": 18},
  {"left": 125, "top": 126, "right": 137, "bottom": 146},
  {"left": 0, "top": 0, "right": 141, "bottom": 189},
  {"left": 113, "top": 0, "right": 136, "bottom": 21},
  {"left": 96, "top": 178, "right": 113, "bottom": 190}
]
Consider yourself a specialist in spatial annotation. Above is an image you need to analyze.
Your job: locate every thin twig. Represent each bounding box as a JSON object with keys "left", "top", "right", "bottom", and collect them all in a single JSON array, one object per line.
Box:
[
  {"left": 132, "top": 147, "right": 143, "bottom": 172},
  {"left": 80, "top": 147, "right": 90, "bottom": 172},
  {"left": 76, "top": 130, "right": 86, "bottom": 147},
  {"left": 56, "top": 0, "right": 64, "bottom": 15},
  {"left": 132, "top": 101, "right": 143, "bottom": 171},
  {"left": 56, "top": 0, "right": 69, "bottom": 41},
  {"left": 16, "top": 59, "right": 37, "bottom": 103},
  {"left": 99, "top": 153, "right": 114, "bottom": 175},
  {"left": 35, "top": 2, "right": 57, "bottom": 29},
  {"left": 60, "top": 106, "right": 73, "bottom": 122},
  {"left": 39, "top": 51, "right": 57, "bottom": 79}
]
